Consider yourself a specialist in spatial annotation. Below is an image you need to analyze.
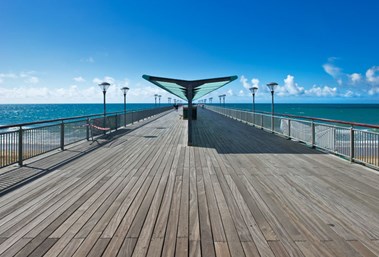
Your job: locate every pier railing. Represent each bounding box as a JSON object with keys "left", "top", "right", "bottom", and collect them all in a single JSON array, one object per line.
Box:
[
  {"left": 206, "top": 105, "right": 379, "bottom": 169},
  {"left": 0, "top": 106, "right": 172, "bottom": 168}
]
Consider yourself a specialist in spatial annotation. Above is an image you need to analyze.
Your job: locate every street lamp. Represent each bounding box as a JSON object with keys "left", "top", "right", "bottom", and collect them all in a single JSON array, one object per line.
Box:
[
  {"left": 222, "top": 94, "right": 226, "bottom": 107},
  {"left": 209, "top": 97, "right": 212, "bottom": 104},
  {"left": 98, "top": 82, "right": 111, "bottom": 117},
  {"left": 154, "top": 94, "right": 158, "bottom": 105},
  {"left": 121, "top": 86, "right": 129, "bottom": 127},
  {"left": 219, "top": 95, "right": 222, "bottom": 106},
  {"left": 266, "top": 82, "right": 278, "bottom": 132},
  {"left": 249, "top": 86, "right": 258, "bottom": 125},
  {"left": 168, "top": 97, "right": 171, "bottom": 104},
  {"left": 158, "top": 95, "right": 161, "bottom": 105}
]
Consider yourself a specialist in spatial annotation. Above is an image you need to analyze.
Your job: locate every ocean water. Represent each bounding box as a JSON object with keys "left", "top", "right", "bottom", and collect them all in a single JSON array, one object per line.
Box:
[
  {"left": 0, "top": 103, "right": 171, "bottom": 126},
  {"left": 0, "top": 103, "right": 378, "bottom": 127}
]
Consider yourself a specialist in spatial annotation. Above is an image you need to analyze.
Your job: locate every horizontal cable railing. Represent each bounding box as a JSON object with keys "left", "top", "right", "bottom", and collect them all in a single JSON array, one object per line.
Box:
[
  {"left": 0, "top": 106, "right": 172, "bottom": 168},
  {"left": 206, "top": 105, "right": 379, "bottom": 169}
]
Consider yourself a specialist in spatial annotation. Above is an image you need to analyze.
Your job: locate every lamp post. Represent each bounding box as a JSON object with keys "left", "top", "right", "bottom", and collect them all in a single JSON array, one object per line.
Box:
[
  {"left": 98, "top": 82, "right": 111, "bottom": 117},
  {"left": 121, "top": 86, "right": 129, "bottom": 127},
  {"left": 249, "top": 86, "right": 258, "bottom": 125},
  {"left": 219, "top": 95, "right": 222, "bottom": 106},
  {"left": 154, "top": 94, "right": 158, "bottom": 105},
  {"left": 168, "top": 97, "right": 171, "bottom": 104},
  {"left": 266, "top": 82, "right": 278, "bottom": 132},
  {"left": 209, "top": 97, "right": 212, "bottom": 104},
  {"left": 98, "top": 82, "right": 111, "bottom": 133},
  {"left": 158, "top": 95, "right": 161, "bottom": 105}
]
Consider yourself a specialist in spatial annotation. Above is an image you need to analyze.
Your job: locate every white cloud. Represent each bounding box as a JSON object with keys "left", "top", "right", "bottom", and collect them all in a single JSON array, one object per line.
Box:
[
  {"left": 327, "top": 57, "right": 339, "bottom": 62},
  {"left": 73, "top": 76, "right": 85, "bottom": 82},
  {"left": 238, "top": 90, "right": 245, "bottom": 96},
  {"left": 323, "top": 63, "right": 341, "bottom": 78},
  {"left": 240, "top": 76, "right": 259, "bottom": 91},
  {"left": 349, "top": 73, "right": 362, "bottom": 84},
  {"left": 25, "top": 76, "right": 39, "bottom": 84},
  {"left": 305, "top": 85, "right": 337, "bottom": 97},
  {"left": 366, "top": 66, "right": 379, "bottom": 84},
  {"left": 128, "top": 85, "right": 164, "bottom": 98},
  {"left": 368, "top": 87, "right": 379, "bottom": 95},
  {"left": 343, "top": 90, "right": 360, "bottom": 97},
  {"left": 227, "top": 89, "right": 234, "bottom": 96},
  {"left": 240, "top": 75, "right": 250, "bottom": 90},
  {"left": 251, "top": 78, "right": 259, "bottom": 89},
  {"left": 0, "top": 73, "right": 17, "bottom": 79},
  {"left": 93, "top": 76, "right": 115, "bottom": 85},
  {"left": 276, "top": 75, "right": 304, "bottom": 96},
  {"left": 17, "top": 71, "right": 40, "bottom": 84}
]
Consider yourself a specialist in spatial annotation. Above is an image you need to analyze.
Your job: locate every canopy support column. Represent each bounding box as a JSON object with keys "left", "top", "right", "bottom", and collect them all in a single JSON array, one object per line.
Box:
[{"left": 187, "top": 85, "right": 193, "bottom": 146}]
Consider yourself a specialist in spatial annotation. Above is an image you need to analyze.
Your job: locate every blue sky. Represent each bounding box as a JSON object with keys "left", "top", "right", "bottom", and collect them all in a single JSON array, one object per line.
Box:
[{"left": 1, "top": 0, "right": 379, "bottom": 103}]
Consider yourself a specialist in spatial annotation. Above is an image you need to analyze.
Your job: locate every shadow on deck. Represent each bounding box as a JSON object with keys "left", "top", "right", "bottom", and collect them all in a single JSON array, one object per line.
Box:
[{"left": 192, "top": 108, "right": 323, "bottom": 155}]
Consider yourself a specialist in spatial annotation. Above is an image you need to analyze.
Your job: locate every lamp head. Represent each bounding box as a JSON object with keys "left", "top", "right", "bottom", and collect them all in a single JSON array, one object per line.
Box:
[
  {"left": 249, "top": 86, "right": 258, "bottom": 94},
  {"left": 266, "top": 82, "right": 278, "bottom": 92},
  {"left": 98, "top": 82, "right": 111, "bottom": 92},
  {"left": 121, "top": 86, "right": 129, "bottom": 95}
]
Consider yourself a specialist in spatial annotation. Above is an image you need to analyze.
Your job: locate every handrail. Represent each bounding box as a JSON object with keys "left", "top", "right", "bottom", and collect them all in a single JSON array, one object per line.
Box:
[
  {"left": 223, "top": 108, "right": 379, "bottom": 129},
  {"left": 0, "top": 107, "right": 161, "bottom": 130}
]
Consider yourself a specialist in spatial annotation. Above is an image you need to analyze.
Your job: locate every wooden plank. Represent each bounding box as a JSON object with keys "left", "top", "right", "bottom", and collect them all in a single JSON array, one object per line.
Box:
[
  {"left": 87, "top": 238, "right": 110, "bottom": 257},
  {"left": 175, "top": 238, "right": 188, "bottom": 257},
  {"left": 117, "top": 238, "right": 137, "bottom": 257},
  {"left": 214, "top": 242, "right": 231, "bottom": 257},
  {"left": 0, "top": 238, "right": 32, "bottom": 257},
  {"left": 198, "top": 147, "right": 227, "bottom": 243},
  {"left": 211, "top": 176, "right": 246, "bottom": 257},
  {"left": 268, "top": 241, "right": 291, "bottom": 257},
  {"left": 57, "top": 239, "right": 84, "bottom": 257},
  {"left": 177, "top": 147, "right": 189, "bottom": 238},
  {"left": 161, "top": 177, "right": 182, "bottom": 257},
  {"left": 28, "top": 238, "right": 58, "bottom": 257},
  {"left": 348, "top": 240, "right": 378, "bottom": 257}
]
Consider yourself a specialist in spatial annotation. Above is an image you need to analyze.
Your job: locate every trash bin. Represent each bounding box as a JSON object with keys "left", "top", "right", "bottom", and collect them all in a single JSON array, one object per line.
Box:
[{"left": 183, "top": 106, "right": 197, "bottom": 120}]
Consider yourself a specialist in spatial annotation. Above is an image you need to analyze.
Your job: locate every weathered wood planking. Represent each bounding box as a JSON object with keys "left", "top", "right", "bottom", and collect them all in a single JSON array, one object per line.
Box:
[{"left": 0, "top": 108, "right": 378, "bottom": 257}]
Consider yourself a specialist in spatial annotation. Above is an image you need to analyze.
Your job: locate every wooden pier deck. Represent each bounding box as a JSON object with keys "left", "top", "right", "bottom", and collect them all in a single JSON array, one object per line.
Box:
[{"left": 0, "top": 108, "right": 379, "bottom": 257}]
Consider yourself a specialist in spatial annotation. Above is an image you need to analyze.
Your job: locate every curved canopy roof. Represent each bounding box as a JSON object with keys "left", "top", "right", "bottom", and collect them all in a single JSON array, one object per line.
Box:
[{"left": 142, "top": 75, "right": 237, "bottom": 101}]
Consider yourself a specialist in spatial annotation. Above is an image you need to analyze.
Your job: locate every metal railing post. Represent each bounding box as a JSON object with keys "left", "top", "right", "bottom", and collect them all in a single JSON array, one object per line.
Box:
[
  {"left": 311, "top": 120, "right": 315, "bottom": 148},
  {"left": 350, "top": 126, "right": 354, "bottom": 162},
  {"left": 261, "top": 114, "right": 264, "bottom": 129},
  {"left": 86, "top": 118, "right": 90, "bottom": 141},
  {"left": 115, "top": 115, "right": 118, "bottom": 131},
  {"left": 131, "top": 111, "right": 134, "bottom": 124},
  {"left": 60, "top": 121, "right": 64, "bottom": 150},
  {"left": 18, "top": 126, "right": 23, "bottom": 166},
  {"left": 288, "top": 119, "right": 291, "bottom": 139}
]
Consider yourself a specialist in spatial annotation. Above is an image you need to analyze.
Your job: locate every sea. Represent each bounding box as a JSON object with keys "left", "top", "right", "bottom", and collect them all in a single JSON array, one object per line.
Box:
[{"left": 0, "top": 103, "right": 379, "bottom": 127}]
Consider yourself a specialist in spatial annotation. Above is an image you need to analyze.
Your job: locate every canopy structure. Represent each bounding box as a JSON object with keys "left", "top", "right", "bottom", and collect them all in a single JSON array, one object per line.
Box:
[{"left": 143, "top": 75, "right": 238, "bottom": 145}]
